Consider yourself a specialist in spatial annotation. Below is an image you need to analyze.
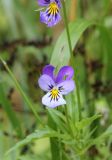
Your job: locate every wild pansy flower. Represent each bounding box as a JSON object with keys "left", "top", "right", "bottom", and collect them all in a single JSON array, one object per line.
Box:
[
  {"left": 37, "top": 0, "right": 62, "bottom": 27},
  {"left": 38, "top": 65, "right": 75, "bottom": 108}
]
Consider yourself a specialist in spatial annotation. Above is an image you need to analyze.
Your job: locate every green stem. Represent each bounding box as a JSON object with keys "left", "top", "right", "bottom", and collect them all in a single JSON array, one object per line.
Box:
[
  {"left": 0, "top": 57, "right": 43, "bottom": 126},
  {"left": 62, "top": 0, "right": 82, "bottom": 121},
  {"left": 57, "top": 107, "right": 63, "bottom": 160},
  {"left": 48, "top": 110, "right": 62, "bottom": 160},
  {"left": 62, "top": 0, "right": 73, "bottom": 57},
  {"left": 57, "top": 128, "right": 62, "bottom": 160},
  {"left": 65, "top": 105, "right": 74, "bottom": 137},
  {"left": 74, "top": 76, "right": 82, "bottom": 121}
]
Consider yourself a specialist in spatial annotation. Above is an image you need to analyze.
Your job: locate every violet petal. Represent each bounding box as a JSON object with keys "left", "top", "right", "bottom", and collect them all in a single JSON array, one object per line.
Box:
[
  {"left": 38, "top": 74, "right": 55, "bottom": 91},
  {"left": 42, "top": 65, "right": 55, "bottom": 79},
  {"left": 56, "top": 66, "right": 74, "bottom": 83},
  {"left": 57, "top": 80, "right": 75, "bottom": 95},
  {"left": 40, "top": 9, "right": 61, "bottom": 27},
  {"left": 38, "top": 0, "right": 50, "bottom": 6}
]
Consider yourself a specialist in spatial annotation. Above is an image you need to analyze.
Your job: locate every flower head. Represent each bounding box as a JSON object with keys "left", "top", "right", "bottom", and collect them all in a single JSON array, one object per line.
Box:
[
  {"left": 38, "top": 65, "right": 75, "bottom": 108},
  {"left": 37, "top": 0, "right": 62, "bottom": 27}
]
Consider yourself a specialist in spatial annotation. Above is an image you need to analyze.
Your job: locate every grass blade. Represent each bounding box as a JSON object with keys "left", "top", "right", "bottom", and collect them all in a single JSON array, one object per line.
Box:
[{"left": 0, "top": 57, "right": 43, "bottom": 125}]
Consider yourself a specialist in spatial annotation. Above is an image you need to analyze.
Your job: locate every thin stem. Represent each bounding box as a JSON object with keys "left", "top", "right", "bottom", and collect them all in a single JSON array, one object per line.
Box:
[
  {"left": 64, "top": 105, "right": 70, "bottom": 127},
  {"left": 62, "top": 1, "right": 82, "bottom": 120},
  {"left": 48, "top": 109, "right": 62, "bottom": 160},
  {"left": 62, "top": 0, "right": 72, "bottom": 57},
  {"left": 0, "top": 57, "right": 43, "bottom": 126},
  {"left": 57, "top": 107, "right": 62, "bottom": 160},
  {"left": 74, "top": 76, "right": 82, "bottom": 120},
  {"left": 65, "top": 105, "right": 74, "bottom": 137}
]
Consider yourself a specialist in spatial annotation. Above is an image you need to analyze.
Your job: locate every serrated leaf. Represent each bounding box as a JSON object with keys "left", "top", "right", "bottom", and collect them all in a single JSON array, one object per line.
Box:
[{"left": 75, "top": 114, "right": 101, "bottom": 130}]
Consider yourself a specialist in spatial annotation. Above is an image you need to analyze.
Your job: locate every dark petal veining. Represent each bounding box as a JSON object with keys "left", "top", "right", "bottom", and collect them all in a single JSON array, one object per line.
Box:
[
  {"left": 40, "top": 7, "right": 61, "bottom": 27},
  {"left": 38, "top": 65, "right": 75, "bottom": 108},
  {"left": 38, "top": 74, "right": 55, "bottom": 91},
  {"left": 42, "top": 91, "right": 66, "bottom": 108}
]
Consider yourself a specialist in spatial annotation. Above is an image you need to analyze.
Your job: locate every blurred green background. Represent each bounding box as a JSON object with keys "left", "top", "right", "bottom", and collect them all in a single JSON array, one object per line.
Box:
[{"left": 0, "top": 0, "right": 112, "bottom": 160}]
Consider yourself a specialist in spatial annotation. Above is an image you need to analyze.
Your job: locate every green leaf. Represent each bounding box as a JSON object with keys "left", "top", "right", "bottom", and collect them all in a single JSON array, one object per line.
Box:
[
  {"left": 66, "top": 92, "right": 78, "bottom": 123},
  {"left": 98, "top": 125, "right": 112, "bottom": 140},
  {"left": 75, "top": 114, "right": 101, "bottom": 130},
  {"left": 81, "top": 125, "right": 112, "bottom": 154},
  {"left": 6, "top": 126, "right": 68, "bottom": 155},
  {"left": 50, "top": 19, "right": 94, "bottom": 68},
  {"left": 47, "top": 109, "right": 65, "bottom": 160},
  {"left": 47, "top": 108, "right": 68, "bottom": 133}
]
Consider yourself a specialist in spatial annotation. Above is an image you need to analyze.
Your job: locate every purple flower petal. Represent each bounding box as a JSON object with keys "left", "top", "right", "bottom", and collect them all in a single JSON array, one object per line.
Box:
[
  {"left": 38, "top": 0, "right": 50, "bottom": 6},
  {"left": 54, "top": 0, "right": 61, "bottom": 8},
  {"left": 40, "top": 9, "right": 61, "bottom": 27},
  {"left": 42, "top": 91, "right": 66, "bottom": 108},
  {"left": 57, "top": 80, "right": 75, "bottom": 95},
  {"left": 42, "top": 65, "right": 55, "bottom": 79},
  {"left": 56, "top": 66, "right": 74, "bottom": 83},
  {"left": 40, "top": 10, "right": 50, "bottom": 24},
  {"left": 47, "top": 12, "right": 61, "bottom": 27},
  {"left": 38, "top": 74, "right": 55, "bottom": 91}
]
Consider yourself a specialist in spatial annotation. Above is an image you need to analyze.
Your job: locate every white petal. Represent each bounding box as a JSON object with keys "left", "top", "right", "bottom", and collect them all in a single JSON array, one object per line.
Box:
[{"left": 42, "top": 92, "right": 66, "bottom": 108}]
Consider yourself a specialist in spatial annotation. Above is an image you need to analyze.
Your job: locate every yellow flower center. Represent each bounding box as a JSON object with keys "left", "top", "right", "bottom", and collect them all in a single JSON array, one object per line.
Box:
[
  {"left": 51, "top": 88, "right": 59, "bottom": 98},
  {"left": 48, "top": 2, "right": 59, "bottom": 15}
]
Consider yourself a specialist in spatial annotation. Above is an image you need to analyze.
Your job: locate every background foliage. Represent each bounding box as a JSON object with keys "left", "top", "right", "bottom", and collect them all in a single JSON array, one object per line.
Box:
[{"left": 0, "top": 0, "right": 112, "bottom": 160}]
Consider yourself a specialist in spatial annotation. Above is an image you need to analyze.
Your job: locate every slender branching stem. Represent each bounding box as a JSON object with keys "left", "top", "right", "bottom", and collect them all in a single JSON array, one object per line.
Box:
[{"left": 62, "top": 0, "right": 82, "bottom": 121}]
